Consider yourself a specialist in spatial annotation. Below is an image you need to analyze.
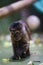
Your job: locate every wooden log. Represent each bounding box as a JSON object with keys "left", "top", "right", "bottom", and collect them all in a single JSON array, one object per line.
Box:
[{"left": 0, "top": 0, "right": 36, "bottom": 18}]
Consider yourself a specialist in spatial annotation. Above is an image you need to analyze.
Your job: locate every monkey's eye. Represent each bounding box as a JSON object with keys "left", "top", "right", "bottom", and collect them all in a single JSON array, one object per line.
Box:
[{"left": 10, "top": 29, "right": 15, "bottom": 32}]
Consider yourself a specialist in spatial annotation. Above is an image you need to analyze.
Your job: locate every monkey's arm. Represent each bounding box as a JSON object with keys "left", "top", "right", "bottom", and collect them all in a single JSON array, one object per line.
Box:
[{"left": 25, "top": 24, "right": 32, "bottom": 40}]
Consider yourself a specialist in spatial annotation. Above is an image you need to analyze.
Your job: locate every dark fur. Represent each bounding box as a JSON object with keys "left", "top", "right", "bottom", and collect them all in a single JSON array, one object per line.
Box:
[{"left": 9, "top": 20, "right": 31, "bottom": 60}]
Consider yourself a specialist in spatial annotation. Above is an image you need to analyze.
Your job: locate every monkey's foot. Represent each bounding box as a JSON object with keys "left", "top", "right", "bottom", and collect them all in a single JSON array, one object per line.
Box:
[
  {"left": 10, "top": 56, "right": 19, "bottom": 61},
  {"left": 20, "top": 53, "right": 30, "bottom": 59}
]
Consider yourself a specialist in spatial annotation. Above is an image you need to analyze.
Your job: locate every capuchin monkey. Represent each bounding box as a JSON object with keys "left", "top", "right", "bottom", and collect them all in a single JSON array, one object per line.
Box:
[{"left": 9, "top": 20, "right": 31, "bottom": 60}]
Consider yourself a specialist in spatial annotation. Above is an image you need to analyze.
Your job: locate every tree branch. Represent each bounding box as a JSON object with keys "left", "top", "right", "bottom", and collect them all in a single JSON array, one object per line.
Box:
[{"left": 0, "top": 0, "right": 35, "bottom": 18}]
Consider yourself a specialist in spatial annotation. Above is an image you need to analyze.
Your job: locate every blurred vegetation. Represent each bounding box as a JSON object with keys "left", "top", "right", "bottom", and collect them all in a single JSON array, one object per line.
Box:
[{"left": 0, "top": 0, "right": 20, "bottom": 35}]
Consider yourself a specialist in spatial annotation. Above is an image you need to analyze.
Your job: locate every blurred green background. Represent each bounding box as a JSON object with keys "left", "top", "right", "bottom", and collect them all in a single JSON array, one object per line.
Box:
[{"left": 0, "top": 0, "right": 20, "bottom": 35}]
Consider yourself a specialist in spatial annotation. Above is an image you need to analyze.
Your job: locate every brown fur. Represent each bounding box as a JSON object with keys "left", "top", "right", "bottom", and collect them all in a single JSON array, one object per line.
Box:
[{"left": 9, "top": 20, "right": 31, "bottom": 60}]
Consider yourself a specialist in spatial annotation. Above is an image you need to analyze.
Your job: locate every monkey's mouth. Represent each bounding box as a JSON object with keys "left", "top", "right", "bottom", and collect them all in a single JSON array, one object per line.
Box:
[{"left": 14, "top": 31, "right": 22, "bottom": 41}]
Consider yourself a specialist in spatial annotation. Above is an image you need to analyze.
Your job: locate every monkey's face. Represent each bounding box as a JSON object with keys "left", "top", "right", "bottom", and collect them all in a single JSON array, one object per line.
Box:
[
  {"left": 9, "top": 22, "right": 22, "bottom": 41},
  {"left": 13, "top": 30, "right": 22, "bottom": 41}
]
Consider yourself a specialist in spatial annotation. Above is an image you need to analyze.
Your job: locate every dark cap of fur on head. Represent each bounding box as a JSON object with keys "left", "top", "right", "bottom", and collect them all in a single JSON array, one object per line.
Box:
[
  {"left": 9, "top": 21, "right": 21, "bottom": 31},
  {"left": 9, "top": 20, "right": 25, "bottom": 32}
]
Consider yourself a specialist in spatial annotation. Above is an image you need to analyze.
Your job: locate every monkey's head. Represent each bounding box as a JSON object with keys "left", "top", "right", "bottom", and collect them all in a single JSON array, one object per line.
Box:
[{"left": 9, "top": 22, "right": 23, "bottom": 41}]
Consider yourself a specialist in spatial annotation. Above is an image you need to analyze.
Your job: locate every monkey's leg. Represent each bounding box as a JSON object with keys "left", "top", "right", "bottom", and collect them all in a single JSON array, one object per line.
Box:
[
  {"left": 10, "top": 43, "right": 19, "bottom": 60},
  {"left": 10, "top": 34, "right": 19, "bottom": 60},
  {"left": 26, "top": 47, "right": 30, "bottom": 57},
  {"left": 20, "top": 43, "right": 30, "bottom": 58}
]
